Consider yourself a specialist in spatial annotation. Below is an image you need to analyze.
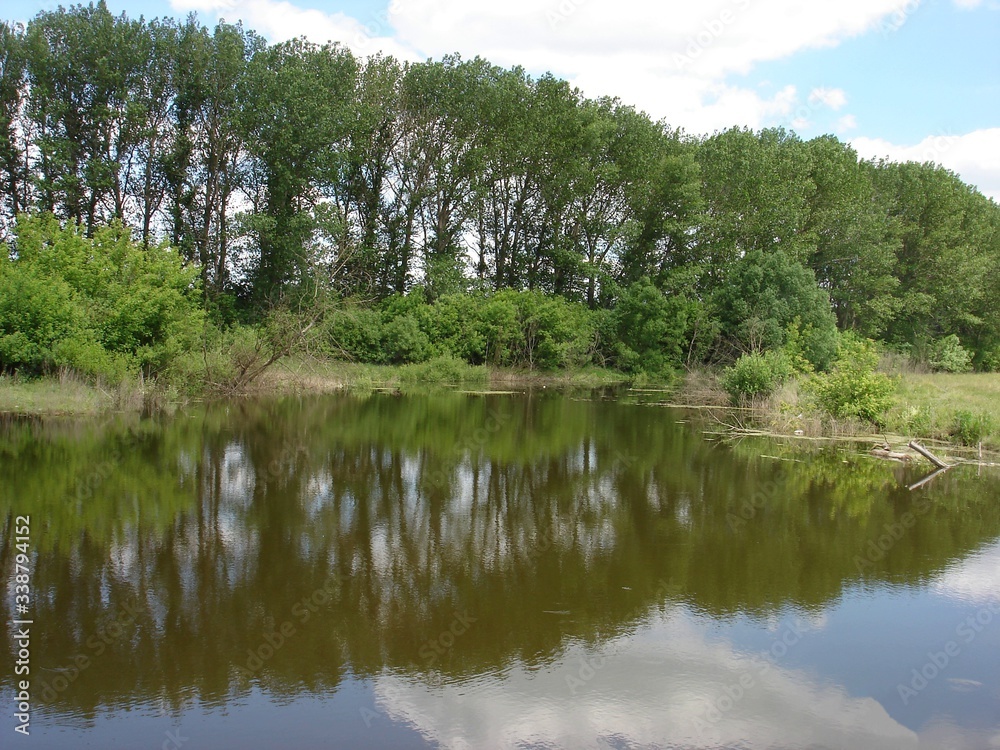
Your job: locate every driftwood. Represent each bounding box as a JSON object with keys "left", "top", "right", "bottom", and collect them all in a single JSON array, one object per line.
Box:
[
  {"left": 908, "top": 441, "right": 951, "bottom": 469},
  {"left": 872, "top": 447, "right": 912, "bottom": 463}
]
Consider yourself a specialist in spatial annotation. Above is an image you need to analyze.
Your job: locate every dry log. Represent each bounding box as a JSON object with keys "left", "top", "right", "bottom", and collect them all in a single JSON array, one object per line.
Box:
[{"left": 908, "top": 441, "right": 951, "bottom": 469}]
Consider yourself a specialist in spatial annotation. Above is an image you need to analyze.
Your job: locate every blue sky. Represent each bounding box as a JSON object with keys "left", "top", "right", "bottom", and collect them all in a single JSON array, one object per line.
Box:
[{"left": 6, "top": 0, "right": 999, "bottom": 198}]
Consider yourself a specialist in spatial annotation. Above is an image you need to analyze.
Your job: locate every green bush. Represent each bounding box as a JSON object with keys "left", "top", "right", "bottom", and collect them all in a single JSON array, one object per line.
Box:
[
  {"left": 981, "top": 346, "right": 1000, "bottom": 373},
  {"left": 423, "top": 294, "right": 487, "bottom": 363},
  {"left": 399, "top": 356, "right": 488, "bottom": 385},
  {"left": 607, "top": 278, "right": 691, "bottom": 376},
  {"left": 721, "top": 350, "right": 793, "bottom": 404},
  {"left": 714, "top": 249, "right": 839, "bottom": 370},
  {"left": 382, "top": 314, "right": 431, "bottom": 364},
  {"left": 808, "top": 335, "right": 896, "bottom": 425},
  {"left": 1, "top": 214, "right": 203, "bottom": 378},
  {"left": 951, "top": 410, "right": 994, "bottom": 446},
  {"left": 899, "top": 405, "right": 933, "bottom": 437},
  {"left": 928, "top": 335, "right": 973, "bottom": 373},
  {"left": 514, "top": 291, "right": 595, "bottom": 370},
  {"left": 326, "top": 307, "right": 385, "bottom": 363}
]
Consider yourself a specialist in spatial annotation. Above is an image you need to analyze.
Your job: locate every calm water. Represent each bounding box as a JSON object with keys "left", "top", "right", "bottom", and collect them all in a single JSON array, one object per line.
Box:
[{"left": 2, "top": 391, "right": 999, "bottom": 749}]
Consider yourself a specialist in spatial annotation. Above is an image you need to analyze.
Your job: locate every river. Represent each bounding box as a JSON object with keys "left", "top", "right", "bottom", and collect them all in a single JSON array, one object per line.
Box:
[{"left": 2, "top": 390, "right": 999, "bottom": 748}]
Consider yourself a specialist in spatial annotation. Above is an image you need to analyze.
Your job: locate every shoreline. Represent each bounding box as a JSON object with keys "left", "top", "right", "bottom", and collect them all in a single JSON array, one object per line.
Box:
[{"left": 2, "top": 363, "right": 997, "bottom": 458}]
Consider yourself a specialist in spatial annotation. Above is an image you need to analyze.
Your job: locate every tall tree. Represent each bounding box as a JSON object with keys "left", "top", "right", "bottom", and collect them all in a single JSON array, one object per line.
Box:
[
  {"left": 0, "top": 21, "right": 28, "bottom": 236},
  {"left": 241, "top": 38, "right": 357, "bottom": 306}
]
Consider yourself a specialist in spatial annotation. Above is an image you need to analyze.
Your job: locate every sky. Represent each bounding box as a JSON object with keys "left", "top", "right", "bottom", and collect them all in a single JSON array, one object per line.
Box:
[{"left": 5, "top": 0, "right": 1000, "bottom": 200}]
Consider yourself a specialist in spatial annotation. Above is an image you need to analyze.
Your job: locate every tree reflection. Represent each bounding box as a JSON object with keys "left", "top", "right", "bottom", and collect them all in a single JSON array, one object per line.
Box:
[{"left": 1, "top": 394, "right": 999, "bottom": 717}]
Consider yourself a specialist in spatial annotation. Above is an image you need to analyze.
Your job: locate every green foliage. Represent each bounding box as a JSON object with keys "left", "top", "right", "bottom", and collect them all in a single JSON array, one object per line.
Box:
[
  {"left": 781, "top": 318, "right": 816, "bottom": 374},
  {"left": 807, "top": 335, "right": 896, "bottom": 425},
  {"left": 714, "top": 250, "right": 839, "bottom": 370},
  {"left": 0, "top": 215, "right": 203, "bottom": 379},
  {"left": 326, "top": 307, "right": 385, "bottom": 363},
  {"left": 928, "top": 335, "right": 973, "bottom": 373},
  {"left": 951, "top": 410, "right": 994, "bottom": 446},
  {"left": 382, "top": 314, "right": 431, "bottom": 364},
  {"left": 899, "top": 404, "right": 933, "bottom": 437},
  {"left": 399, "top": 356, "right": 487, "bottom": 385},
  {"left": 721, "top": 351, "right": 793, "bottom": 404},
  {"left": 607, "top": 278, "right": 690, "bottom": 376},
  {"left": 982, "top": 347, "right": 1000, "bottom": 373},
  {"left": 2, "top": 7, "right": 1000, "bottom": 385}
]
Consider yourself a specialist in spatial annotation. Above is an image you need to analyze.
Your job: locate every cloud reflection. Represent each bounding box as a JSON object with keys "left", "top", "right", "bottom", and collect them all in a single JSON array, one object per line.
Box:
[
  {"left": 931, "top": 539, "right": 1000, "bottom": 606},
  {"left": 373, "top": 611, "right": 917, "bottom": 750}
]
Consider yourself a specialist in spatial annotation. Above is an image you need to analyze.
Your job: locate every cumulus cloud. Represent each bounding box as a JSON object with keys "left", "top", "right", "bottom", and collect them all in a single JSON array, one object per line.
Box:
[
  {"left": 852, "top": 128, "right": 1000, "bottom": 201},
  {"left": 809, "top": 87, "right": 848, "bottom": 110},
  {"left": 171, "top": 0, "right": 913, "bottom": 132},
  {"left": 373, "top": 612, "right": 917, "bottom": 749},
  {"left": 169, "top": 0, "right": 422, "bottom": 61},
  {"left": 836, "top": 114, "right": 858, "bottom": 132},
  {"left": 166, "top": 0, "right": 999, "bottom": 201},
  {"left": 385, "top": 0, "right": 912, "bottom": 129}
]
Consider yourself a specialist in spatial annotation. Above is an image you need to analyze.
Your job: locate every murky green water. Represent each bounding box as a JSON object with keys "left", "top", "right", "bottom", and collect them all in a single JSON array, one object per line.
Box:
[{"left": 2, "top": 391, "right": 999, "bottom": 749}]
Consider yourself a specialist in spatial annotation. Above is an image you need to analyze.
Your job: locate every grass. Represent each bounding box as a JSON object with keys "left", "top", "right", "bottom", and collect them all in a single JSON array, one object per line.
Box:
[
  {"left": 0, "top": 372, "right": 110, "bottom": 415},
  {"left": 258, "top": 357, "right": 629, "bottom": 394},
  {"left": 672, "top": 369, "right": 1000, "bottom": 454},
  {"left": 885, "top": 373, "right": 1000, "bottom": 449},
  {"left": 0, "top": 358, "right": 629, "bottom": 416},
  {"left": 7, "top": 358, "right": 997, "bottom": 454}
]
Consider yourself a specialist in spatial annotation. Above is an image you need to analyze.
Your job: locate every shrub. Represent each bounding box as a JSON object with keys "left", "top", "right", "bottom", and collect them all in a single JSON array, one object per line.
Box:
[
  {"left": 382, "top": 314, "right": 431, "bottom": 364},
  {"left": 721, "top": 350, "right": 793, "bottom": 404},
  {"left": 713, "top": 249, "right": 839, "bottom": 370},
  {"left": 951, "top": 410, "right": 994, "bottom": 446},
  {"left": 514, "top": 291, "right": 595, "bottom": 370},
  {"left": 808, "top": 335, "right": 896, "bottom": 425},
  {"left": 607, "top": 278, "right": 690, "bottom": 376},
  {"left": 928, "top": 335, "right": 973, "bottom": 373},
  {"left": 1, "top": 214, "right": 203, "bottom": 378},
  {"left": 326, "top": 307, "right": 384, "bottom": 363},
  {"left": 981, "top": 347, "right": 1000, "bottom": 373},
  {"left": 899, "top": 405, "right": 933, "bottom": 437},
  {"left": 400, "top": 356, "right": 488, "bottom": 385}
]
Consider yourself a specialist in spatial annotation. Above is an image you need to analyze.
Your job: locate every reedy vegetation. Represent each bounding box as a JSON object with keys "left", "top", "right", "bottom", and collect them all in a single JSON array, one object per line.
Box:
[{"left": 1, "top": 4, "right": 999, "bottom": 426}]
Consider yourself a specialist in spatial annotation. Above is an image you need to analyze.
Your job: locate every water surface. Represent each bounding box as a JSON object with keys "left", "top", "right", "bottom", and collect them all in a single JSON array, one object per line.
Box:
[{"left": 2, "top": 391, "right": 999, "bottom": 748}]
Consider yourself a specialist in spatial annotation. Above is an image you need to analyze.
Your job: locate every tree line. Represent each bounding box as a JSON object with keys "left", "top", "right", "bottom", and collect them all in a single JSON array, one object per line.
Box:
[{"left": 2, "top": 2, "right": 999, "bottom": 379}]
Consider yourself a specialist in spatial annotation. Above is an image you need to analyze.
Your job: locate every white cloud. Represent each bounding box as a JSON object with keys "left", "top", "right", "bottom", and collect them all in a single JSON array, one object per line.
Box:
[
  {"left": 172, "top": 0, "right": 914, "bottom": 133},
  {"left": 808, "top": 87, "right": 848, "bottom": 110},
  {"left": 930, "top": 539, "right": 1000, "bottom": 604},
  {"left": 836, "top": 114, "right": 858, "bottom": 132},
  {"left": 851, "top": 128, "right": 1000, "bottom": 201},
  {"left": 169, "top": 0, "right": 422, "bottom": 61},
  {"left": 382, "top": 0, "right": 912, "bottom": 129}
]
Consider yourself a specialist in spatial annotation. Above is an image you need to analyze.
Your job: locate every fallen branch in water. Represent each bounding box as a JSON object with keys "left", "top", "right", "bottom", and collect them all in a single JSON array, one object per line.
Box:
[
  {"left": 872, "top": 446, "right": 912, "bottom": 463},
  {"left": 909, "top": 441, "right": 951, "bottom": 469}
]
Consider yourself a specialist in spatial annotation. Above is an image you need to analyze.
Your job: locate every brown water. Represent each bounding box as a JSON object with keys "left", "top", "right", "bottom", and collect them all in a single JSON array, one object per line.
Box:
[{"left": 2, "top": 390, "right": 999, "bottom": 749}]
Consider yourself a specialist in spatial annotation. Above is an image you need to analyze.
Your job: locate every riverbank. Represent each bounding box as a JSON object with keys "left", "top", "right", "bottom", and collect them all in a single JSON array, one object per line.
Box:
[
  {"left": 0, "top": 359, "right": 630, "bottom": 416},
  {"left": 2, "top": 364, "right": 998, "bottom": 455},
  {"left": 670, "top": 369, "right": 1000, "bottom": 455}
]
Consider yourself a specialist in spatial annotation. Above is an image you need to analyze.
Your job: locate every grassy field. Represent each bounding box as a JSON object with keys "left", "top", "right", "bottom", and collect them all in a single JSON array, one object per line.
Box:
[
  {"left": 0, "top": 373, "right": 111, "bottom": 415},
  {"left": 886, "top": 373, "right": 1000, "bottom": 449}
]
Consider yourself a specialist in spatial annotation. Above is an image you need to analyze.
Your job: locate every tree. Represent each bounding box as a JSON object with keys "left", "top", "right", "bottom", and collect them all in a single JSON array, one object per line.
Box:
[
  {"left": 0, "top": 21, "right": 28, "bottom": 235},
  {"left": 802, "top": 136, "right": 899, "bottom": 335},
  {"left": 713, "top": 249, "right": 839, "bottom": 369},
  {"left": 240, "top": 38, "right": 357, "bottom": 306}
]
